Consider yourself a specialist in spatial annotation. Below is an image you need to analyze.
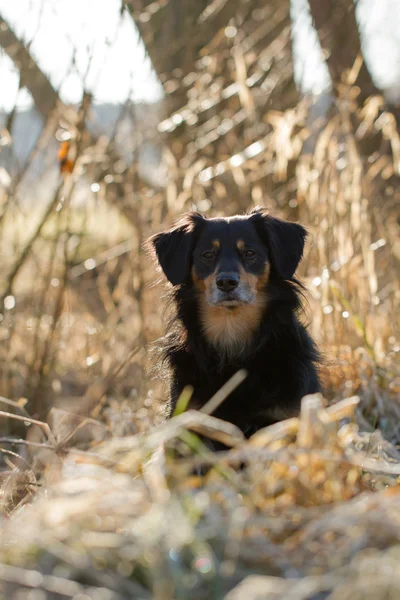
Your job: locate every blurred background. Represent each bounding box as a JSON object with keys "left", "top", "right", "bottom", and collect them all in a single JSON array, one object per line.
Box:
[{"left": 0, "top": 0, "right": 399, "bottom": 445}]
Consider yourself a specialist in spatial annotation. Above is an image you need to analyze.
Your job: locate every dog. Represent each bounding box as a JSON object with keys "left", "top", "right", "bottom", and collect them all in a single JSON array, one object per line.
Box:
[{"left": 148, "top": 207, "right": 320, "bottom": 438}]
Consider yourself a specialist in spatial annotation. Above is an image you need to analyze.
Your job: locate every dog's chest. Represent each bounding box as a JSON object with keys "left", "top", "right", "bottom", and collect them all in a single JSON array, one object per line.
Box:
[
  {"left": 188, "top": 359, "right": 279, "bottom": 408},
  {"left": 198, "top": 302, "right": 266, "bottom": 359},
  {"left": 188, "top": 370, "right": 295, "bottom": 432}
]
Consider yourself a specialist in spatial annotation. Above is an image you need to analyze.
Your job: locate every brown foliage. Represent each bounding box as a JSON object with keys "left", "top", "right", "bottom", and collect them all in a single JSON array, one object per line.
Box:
[{"left": 0, "top": 1, "right": 399, "bottom": 597}]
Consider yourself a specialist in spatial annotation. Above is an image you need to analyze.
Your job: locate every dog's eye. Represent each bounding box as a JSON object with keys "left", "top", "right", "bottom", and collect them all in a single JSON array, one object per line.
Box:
[
  {"left": 244, "top": 249, "right": 256, "bottom": 258},
  {"left": 202, "top": 252, "right": 213, "bottom": 260}
]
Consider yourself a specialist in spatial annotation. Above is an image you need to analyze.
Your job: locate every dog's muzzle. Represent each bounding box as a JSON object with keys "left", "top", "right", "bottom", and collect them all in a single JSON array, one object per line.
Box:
[{"left": 208, "top": 272, "right": 255, "bottom": 307}]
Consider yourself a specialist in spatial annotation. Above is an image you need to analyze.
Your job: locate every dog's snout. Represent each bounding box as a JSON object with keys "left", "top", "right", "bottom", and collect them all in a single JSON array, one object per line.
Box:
[{"left": 216, "top": 272, "right": 240, "bottom": 292}]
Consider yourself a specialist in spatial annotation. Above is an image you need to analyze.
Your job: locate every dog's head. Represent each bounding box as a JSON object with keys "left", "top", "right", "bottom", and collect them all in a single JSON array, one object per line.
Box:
[
  {"left": 149, "top": 208, "right": 307, "bottom": 354},
  {"left": 149, "top": 207, "right": 307, "bottom": 298}
]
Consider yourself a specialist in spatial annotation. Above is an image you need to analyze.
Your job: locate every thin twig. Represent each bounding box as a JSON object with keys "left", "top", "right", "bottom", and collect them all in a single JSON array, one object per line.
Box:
[
  {"left": 0, "top": 411, "right": 56, "bottom": 446},
  {"left": 200, "top": 369, "right": 248, "bottom": 415}
]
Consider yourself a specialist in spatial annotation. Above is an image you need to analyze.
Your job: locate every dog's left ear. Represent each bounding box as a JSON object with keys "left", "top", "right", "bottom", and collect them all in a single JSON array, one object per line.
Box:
[
  {"left": 250, "top": 208, "right": 307, "bottom": 280},
  {"left": 148, "top": 213, "right": 204, "bottom": 286}
]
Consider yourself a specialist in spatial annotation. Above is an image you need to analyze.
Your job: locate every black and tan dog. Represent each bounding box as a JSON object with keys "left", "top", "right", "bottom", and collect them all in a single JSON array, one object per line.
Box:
[{"left": 149, "top": 207, "right": 320, "bottom": 436}]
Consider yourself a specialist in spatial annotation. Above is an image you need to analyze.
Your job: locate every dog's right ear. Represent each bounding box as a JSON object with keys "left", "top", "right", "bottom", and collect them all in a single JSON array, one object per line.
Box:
[{"left": 148, "top": 213, "right": 205, "bottom": 286}]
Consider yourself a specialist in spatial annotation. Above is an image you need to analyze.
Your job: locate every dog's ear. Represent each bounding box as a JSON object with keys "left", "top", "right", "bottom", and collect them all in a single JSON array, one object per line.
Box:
[
  {"left": 249, "top": 207, "right": 307, "bottom": 280},
  {"left": 148, "top": 213, "right": 205, "bottom": 285}
]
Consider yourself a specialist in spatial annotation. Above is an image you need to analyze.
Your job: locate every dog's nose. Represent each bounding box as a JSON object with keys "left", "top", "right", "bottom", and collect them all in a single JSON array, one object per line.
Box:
[{"left": 216, "top": 272, "right": 240, "bottom": 292}]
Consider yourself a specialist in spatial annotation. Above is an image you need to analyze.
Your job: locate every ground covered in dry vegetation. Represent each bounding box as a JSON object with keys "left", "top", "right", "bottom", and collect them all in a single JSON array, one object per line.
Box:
[
  {"left": 2, "top": 393, "right": 400, "bottom": 599},
  {"left": 1, "top": 0, "right": 400, "bottom": 597}
]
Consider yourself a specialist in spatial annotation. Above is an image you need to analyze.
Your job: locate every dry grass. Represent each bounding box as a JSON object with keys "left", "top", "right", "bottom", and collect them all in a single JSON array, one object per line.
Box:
[
  {"left": 1, "top": 394, "right": 400, "bottom": 599},
  {"left": 0, "top": 2, "right": 400, "bottom": 597},
  {"left": 0, "top": 95, "right": 399, "bottom": 597}
]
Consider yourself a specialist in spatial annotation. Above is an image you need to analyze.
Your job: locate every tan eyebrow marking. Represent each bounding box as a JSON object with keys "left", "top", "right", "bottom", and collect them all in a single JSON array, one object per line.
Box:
[
  {"left": 212, "top": 240, "right": 220, "bottom": 249},
  {"left": 236, "top": 239, "right": 245, "bottom": 250}
]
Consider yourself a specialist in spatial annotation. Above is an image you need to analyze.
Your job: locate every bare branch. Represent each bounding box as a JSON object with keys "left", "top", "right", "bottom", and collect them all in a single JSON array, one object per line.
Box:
[{"left": 0, "top": 14, "right": 60, "bottom": 118}]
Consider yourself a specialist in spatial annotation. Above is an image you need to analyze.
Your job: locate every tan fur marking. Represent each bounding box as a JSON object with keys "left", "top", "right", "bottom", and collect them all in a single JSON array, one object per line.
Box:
[
  {"left": 199, "top": 295, "right": 267, "bottom": 357},
  {"left": 192, "top": 267, "right": 215, "bottom": 293},
  {"left": 238, "top": 264, "right": 257, "bottom": 295},
  {"left": 257, "top": 263, "right": 271, "bottom": 290},
  {"left": 212, "top": 240, "right": 220, "bottom": 250},
  {"left": 236, "top": 239, "right": 245, "bottom": 250},
  {"left": 237, "top": 263, "right": 270, "bottom": 294},
  {"left": 192, "top": 267, "right": 205, "bottom": 291}
]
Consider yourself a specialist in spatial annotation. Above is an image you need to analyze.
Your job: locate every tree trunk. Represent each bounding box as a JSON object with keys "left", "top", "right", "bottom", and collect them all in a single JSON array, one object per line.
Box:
[
  {"left": 0, "top": 15, "right": 60, "bottom": 118},
  {"left": 308, "top": 0, "right": 378, "bottom": 100}
]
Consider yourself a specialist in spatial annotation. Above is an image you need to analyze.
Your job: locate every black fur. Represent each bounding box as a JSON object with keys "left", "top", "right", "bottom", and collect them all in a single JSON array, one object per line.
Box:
[{"left": 148, "top": 208, "right": 321, "bottom": 437}]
